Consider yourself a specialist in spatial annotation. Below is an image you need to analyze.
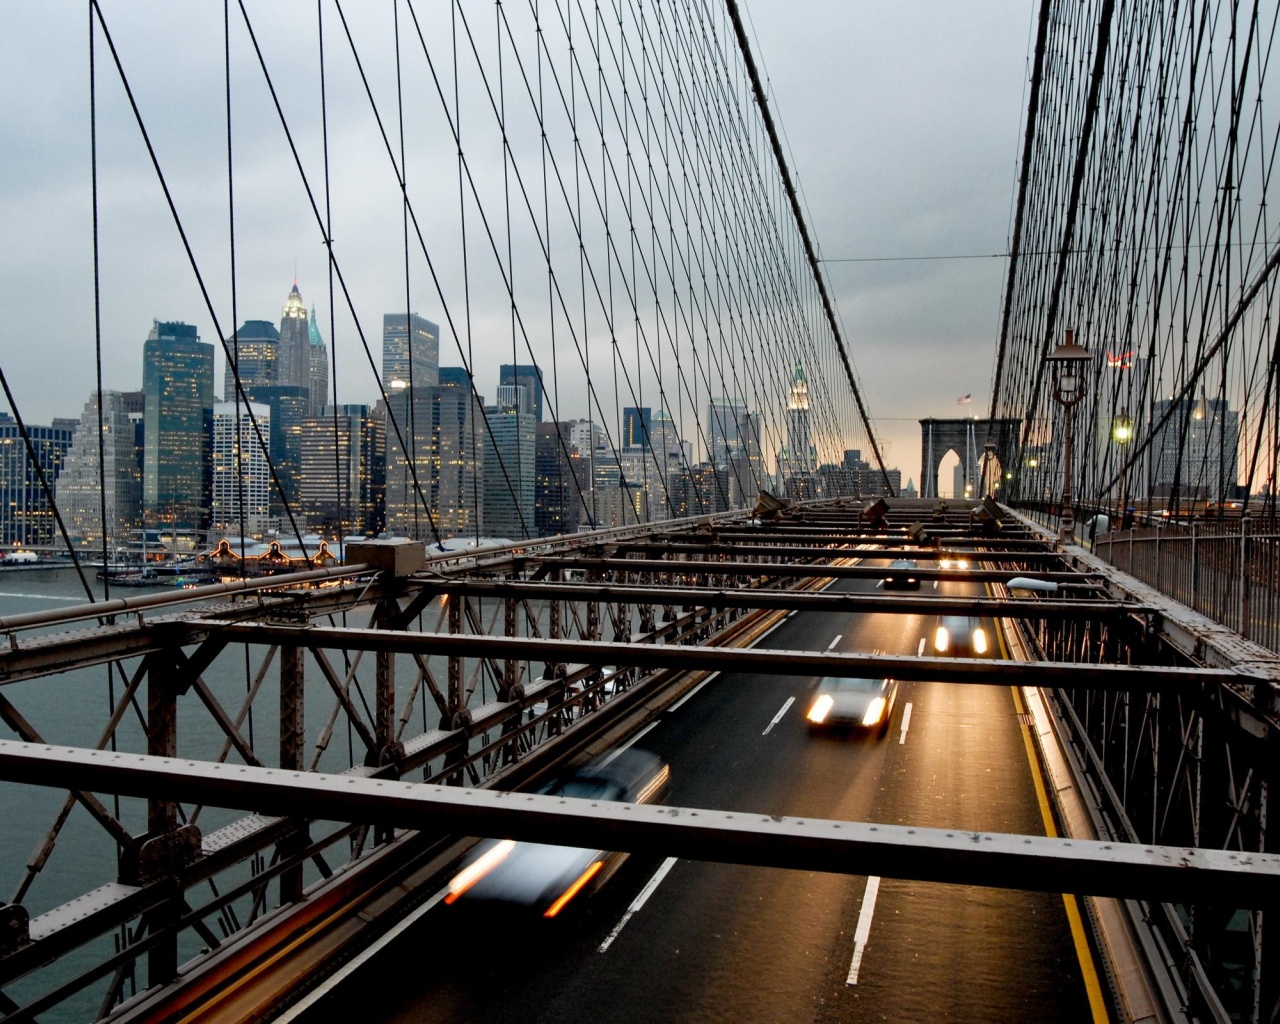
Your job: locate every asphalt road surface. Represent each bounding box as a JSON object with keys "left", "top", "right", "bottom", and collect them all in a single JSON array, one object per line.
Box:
[{"left": 291, "top": 567, "right": 1099, "bottom": 1024}]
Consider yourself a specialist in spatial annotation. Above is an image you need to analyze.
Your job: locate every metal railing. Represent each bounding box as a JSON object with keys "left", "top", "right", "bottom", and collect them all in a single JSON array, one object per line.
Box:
[{"left": 1095, "top": 517, "right": 1280, "bottom": 654}]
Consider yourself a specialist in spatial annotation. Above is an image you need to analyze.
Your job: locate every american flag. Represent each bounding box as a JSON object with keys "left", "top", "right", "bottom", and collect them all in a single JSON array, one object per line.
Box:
[{"left": 957, "top": 394, "right": 971, "bottom": 405}]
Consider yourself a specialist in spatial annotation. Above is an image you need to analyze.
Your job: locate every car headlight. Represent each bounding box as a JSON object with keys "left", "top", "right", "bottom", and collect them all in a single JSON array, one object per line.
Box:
[
  {"left": 972, "top": 628, "right": 988, "bottom": 654},
  {"left": 861, "top": 696, "right": 887, "bottom": 727},
  {"left": 807, "top": 694, "right": 834, "bottom": 724},
  {"left": 445, "top": 839, "right": 516, "bottom": 904},
  {"left": 934, "top": 626, "right": 950, "bottom": 652}
]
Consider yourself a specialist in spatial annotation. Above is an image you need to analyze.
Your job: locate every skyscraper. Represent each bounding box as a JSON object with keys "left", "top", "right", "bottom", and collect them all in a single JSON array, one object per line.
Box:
[
  {"left": 56, "top": 391, "right": 142, "bottom": 549},
  {"left": 211, "top": 401, "right": 272, "bottom": 537},
  {"left": 142, "top": 320, "right": 214, "bottom": 528},
  {"left": 499, "top": 364, "right": 545, "bottom": 421},
  {"left": 784, "top": 363, "right": 816, "bottom": 477},
  {"left": 234, "top": 384, "right": 308, "bottom": 522},
  {"left": 534, "top": 422, "right": 589, "bottom": 536},
  {"left": 382, "top": 313, "right": 440, "bottom": 390},
  {"left": 307, "top": 307, "right": 329, "bottom": 417},
  {"left": 297, "top": 404, "right": 385, "bottom": 537},
  {"left": 278, "top": 282, "right": 311, "bottom": 398},
  {"left": 622, "top": 407, "right": 652, "bottom": 450},
  {"left": 439, "top": 366, "right": 472, "bottom": 389},
  {"left": 1150, "top": 395, "right": 1240, "bottom": 501},
  {"left": 0, "top": 413, "right": 76, "bottom": 546},
  {"left": 223, "top": 320, "right": 280, "bottom": 400},
  {"left": 483, "top": 394, "right": 535, "bottom": 539},
  {"left": 384, "top": 385, "right": 484, "bottom": 540}
]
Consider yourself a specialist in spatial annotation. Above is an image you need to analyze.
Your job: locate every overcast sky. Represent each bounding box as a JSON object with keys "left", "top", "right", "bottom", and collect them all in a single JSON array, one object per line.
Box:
[{"left": 1, "top": 1, "right": 1033, "bottom": 490}]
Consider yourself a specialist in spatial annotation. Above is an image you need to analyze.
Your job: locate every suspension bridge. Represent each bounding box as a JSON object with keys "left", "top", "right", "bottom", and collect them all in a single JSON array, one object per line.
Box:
[{"left": 1, "top": 2, "right": 1279, "bottom": 1022}]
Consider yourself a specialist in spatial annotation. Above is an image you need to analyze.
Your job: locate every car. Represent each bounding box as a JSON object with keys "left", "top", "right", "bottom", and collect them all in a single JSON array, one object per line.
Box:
[
  {"left": 938, "top": 555, "right": 970, "bottom": 570},
  {"left": 805, "top": 675, "right": 899, "bottom": 736},
  {"left": 882, "top": 558, "right": 920, "bottom": 590},
  {"left": 933, "top": 614, "right": 989, "bottom": 656},
  {"left": 444, "top": 749, "right": 670, "bottom": 916}
]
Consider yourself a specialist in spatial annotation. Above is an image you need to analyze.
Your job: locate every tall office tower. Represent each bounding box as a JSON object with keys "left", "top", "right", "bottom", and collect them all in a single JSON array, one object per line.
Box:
[
  {"left": 0, "top": 413, "right": 75, "bottom": 546},
  {"left": 785, "top": 363, "right": 815, "bottom": 477},
  {"left": 439, "top": 366, "right": 472, "bottom": 389},
  {"left": 298, "top": 404, "right": 385, "bottom": 536},
  {"left": 708, "top": 398, "right": 747, "bottom": 465},
  {"left": 1150, "top": 395, "right": 1240, "bottom": 501},
  {"left": 278, "top": 282, "right": 311, "bottom": 398},
  {"left": 641, "top": 409, "right": 687, "bottom": 520},
  {"left": 382, "top": 312, "right": 440, "bottom": 390},
  {"left": 142, "top": 320, "right": 214, "bottom": 528},
  {"left": 499, "top": 364, "right": 545, "bottom": 421},
  {"left": 56, "top": 392, "right": 142, "bottom": 549},
  {"left": 569, "top": 419, "right": 602, "bottom": 456},
  {"left": 211, "top": 401, "right": 272, "bottom": 537},
  {"left": 121, "top": 390, "right": 146, "bottom": 484},
  {"left": 496, "top": 384, "right": 534, "bottom": 416},
  {"left": 688, "top": 463, "right": 729, "bottom": 515},
  {"left": 534, "top": 423, "right": 588, "bottom": 536},
  {"left": 385, "top": 386, "right": 484, "bottom": 539},
  {"left": 307, "top": 307, "right": 329, "bottom": 417},
  {"left": 621, "top": 406, "right": 652, "bottom": 451},
  {"left": 482, "top": 397, "right": 536, "bottom": 539},
  {"left": 241, "top": 384, "right": 309, "bottom": 520},
  {"left": 223, "top": 320, "right": 280, "bottom": 400}
]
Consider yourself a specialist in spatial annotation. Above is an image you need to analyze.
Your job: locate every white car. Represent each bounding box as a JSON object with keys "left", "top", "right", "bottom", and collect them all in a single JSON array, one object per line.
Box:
[
  {"left": 806, "top": 676, "right": 899, "bottom": 737},
  {"left": 445, "top": 749, "right": 670, "bottom": 916}
]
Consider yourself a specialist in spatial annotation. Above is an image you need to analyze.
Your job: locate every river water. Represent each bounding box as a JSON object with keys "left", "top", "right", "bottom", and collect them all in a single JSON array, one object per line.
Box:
[{"left": 0, "top": 566, "right": 421, "bottom": 1019}]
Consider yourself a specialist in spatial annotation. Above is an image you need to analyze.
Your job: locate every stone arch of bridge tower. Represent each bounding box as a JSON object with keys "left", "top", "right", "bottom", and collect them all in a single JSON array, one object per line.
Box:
[{"left": 919, "top": 418, "right": 1021, "bottom": 500}]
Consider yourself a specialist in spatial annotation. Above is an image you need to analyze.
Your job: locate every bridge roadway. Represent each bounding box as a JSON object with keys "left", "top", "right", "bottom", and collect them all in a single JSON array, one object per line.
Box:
[{"left": 288, "top": 570, "right": 1099, "bottom": 1024}]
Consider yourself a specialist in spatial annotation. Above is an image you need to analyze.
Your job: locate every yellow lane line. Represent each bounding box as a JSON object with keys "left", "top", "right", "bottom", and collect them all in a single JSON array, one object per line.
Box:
[{"left": 1010, "top": 683, "right": 1110, "bottom": 1023}]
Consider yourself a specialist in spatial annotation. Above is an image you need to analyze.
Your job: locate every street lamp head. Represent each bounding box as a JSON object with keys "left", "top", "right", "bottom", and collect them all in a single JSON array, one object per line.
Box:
[
  {"left": 1112, "top": 409, "right": 1133, "bottom": 444},
  {"left": 1047, "top": 328, "right": 1091, "bottom": 407}
]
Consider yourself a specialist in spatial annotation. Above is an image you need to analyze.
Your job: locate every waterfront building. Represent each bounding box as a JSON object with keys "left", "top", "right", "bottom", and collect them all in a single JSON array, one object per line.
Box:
[
  {"left": 56, "top": 391, "right": 142, "bottom": 549},
  {"left": 142, "top": 320, "right": 214, "bottom": 529},
  {"left": 211, "top": 401, "right": 272, "bottom": 537},
  {"left": 499, "top": 364, "right": 545, "bottom": 422},
  {"left": 223, "top": 320, "right": 279, "bottom": 400},
  {"left": 243, "top": 385, "right": 309, "bottom": 521},
  {"left": 0, "top": 413, "right": 76, "bottom": 547},
  {"left": 298, "top": 405, "right": 385, "bottom": 536},
  {"left": 385, "top": 385, "right": 483, "bottom": 539},
  {"left": 534, "top": 422, "right": 589, "bottom": 536},
  {"left": 482, "top": 391, "right": 535, "bottom": 539}
]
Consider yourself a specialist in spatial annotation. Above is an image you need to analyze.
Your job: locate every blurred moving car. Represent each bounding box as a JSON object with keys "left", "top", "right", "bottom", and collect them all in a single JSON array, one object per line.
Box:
[
  {"left": 805, "top": 675, "right": 899, "bottom": 736},
  {"left": 882, "top": 558, "right": 920, "bottom": 590},
  {"left": 938, "top": 555, "right": 970, "bottom": 570},
  {"left": 444, "top": 749, "right": 670, "bottom": 916},
  {"left": 933, "top": 614, "right": 989, "bottom": 656}
]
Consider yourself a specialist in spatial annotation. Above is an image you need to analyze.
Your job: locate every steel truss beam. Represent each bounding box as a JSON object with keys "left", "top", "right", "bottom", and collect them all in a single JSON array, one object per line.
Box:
[
  {"left": 531, "top": 556, "right": 1101, "bottom": 583},
  {"left": 418, "top": 580, "right": 1141, "bottom": 619},
  {"left": 192, "top": 623, "right": 1262, "bottom": 689},
  {"left": 0, "top": 742, "right": 1274, "bottom": 907}
]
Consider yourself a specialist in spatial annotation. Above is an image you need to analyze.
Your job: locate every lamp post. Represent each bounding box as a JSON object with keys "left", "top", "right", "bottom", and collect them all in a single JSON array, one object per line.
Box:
[
  {"left": 1046, "top": 328, "right": 1091, "bottom": 543},
  {"left": 1111, "top": 408, "right": 1133, "bottom": 522}
]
